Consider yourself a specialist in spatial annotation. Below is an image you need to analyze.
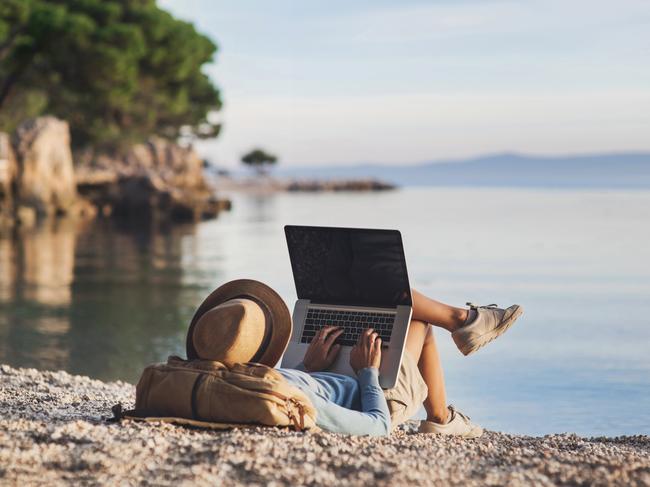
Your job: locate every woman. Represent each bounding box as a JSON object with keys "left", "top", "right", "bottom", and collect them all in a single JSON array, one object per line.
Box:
[
  {"left": 277, "top": 289, "right": 523, "bottom": 437},
  {"left": 186, "top": 280, "right": 523, "bottom": 437}
]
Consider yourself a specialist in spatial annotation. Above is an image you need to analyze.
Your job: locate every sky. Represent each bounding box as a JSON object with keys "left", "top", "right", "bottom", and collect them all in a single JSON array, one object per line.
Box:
[{"left": 159, "top": 0, "right": 650, "bottom": 167}]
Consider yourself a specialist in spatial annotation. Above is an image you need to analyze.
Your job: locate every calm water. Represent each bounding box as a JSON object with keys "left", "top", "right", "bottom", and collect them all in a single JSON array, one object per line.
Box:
[{"left": 1, "top": 187, "right": 649, "bottom": 436}]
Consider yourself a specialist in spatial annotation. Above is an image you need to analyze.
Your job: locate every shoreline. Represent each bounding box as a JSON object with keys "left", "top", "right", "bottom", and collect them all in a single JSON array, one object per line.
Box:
[
  {"left": 210, "top": 175, "right": 397, "bottom": 194},
  {"left": 1, "top": 364, "right": 649, "bottom": 486}
]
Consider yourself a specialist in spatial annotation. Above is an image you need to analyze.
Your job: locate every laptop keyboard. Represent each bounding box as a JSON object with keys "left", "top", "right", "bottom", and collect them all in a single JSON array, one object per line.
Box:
[{"left": 300, "top": 308, "right": 396, "bottom": 346}]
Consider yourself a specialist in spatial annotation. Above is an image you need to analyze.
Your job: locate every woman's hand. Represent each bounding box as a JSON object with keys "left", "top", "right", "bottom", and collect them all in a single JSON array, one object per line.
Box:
[
  {"left": 302, "top": 326, "right": 344, "bottom": 372},
  {"left": 349, "top": 328, "right": 382, "bottom": 374}
]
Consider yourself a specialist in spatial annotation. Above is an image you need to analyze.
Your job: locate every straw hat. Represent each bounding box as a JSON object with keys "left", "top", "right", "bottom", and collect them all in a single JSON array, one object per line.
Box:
[{"left": 186, "top": 279, "right": 292, "bottom": 366}]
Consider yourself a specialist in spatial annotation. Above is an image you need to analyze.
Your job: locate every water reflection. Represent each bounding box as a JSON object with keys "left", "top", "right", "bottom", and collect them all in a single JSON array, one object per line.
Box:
[
  {"left": 0, "top": 237, "right": 15, "bottom": 302},
  {"left": 20, "top": 219, "right": 78, "bottom": 306},
  {"left": 0, "top": 218, "right": 211, "bottom": 381},
  {"left": 2, "top": 188, "right": 650, "bottom": 436},
  {"left": 243, "top": 192, "right": 277, "bottom": 223}
]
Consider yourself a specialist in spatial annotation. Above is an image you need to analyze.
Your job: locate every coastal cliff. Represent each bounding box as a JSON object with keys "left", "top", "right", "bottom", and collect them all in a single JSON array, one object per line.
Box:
[
  {"left": 0, "top": 117, "right": 97, "bottom": 228},
  {"left": 1, "top": 364, "right": 648, "bottom": 486},
  {"left": 75, "top": 136, "right": 230, "bottom": 222},
  {"left": 0, "top": 117, "right": 229, "bottom": 230}
]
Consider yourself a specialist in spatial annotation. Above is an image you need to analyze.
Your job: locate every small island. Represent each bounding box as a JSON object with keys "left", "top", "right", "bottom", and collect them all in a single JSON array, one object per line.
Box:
[{"left": 211, "top": 147, "right": 397, "bottom": 194}]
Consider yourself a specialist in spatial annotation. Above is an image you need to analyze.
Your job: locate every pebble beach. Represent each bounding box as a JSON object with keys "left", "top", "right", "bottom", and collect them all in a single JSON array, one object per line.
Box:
[{"left": 1, "top": 364, "right": 649, "bottom": 486}]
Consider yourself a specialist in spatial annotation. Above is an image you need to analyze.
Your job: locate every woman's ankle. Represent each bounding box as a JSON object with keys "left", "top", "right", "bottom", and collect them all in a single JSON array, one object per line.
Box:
[
  {"left": 448, "top": 308, "right": 469, "bottom": 332},
  {"left": 426, "top": 407, "right": 450, "bottom": 425}
]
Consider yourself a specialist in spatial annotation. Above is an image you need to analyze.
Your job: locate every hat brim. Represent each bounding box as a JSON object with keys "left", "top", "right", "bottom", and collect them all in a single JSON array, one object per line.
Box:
[{"left": 186, "top": 279, "right": 292, "bottom": 366}]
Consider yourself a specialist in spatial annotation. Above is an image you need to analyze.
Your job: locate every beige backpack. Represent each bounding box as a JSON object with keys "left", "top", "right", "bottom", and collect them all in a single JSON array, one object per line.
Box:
[{"left": 112, "top": 356, "right": 317, "bottom": 431}]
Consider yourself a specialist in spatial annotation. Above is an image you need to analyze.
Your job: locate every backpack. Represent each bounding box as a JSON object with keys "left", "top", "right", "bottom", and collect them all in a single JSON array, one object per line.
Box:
[{"left": 112, "top": 356, "right": 317, "bottom": 431}]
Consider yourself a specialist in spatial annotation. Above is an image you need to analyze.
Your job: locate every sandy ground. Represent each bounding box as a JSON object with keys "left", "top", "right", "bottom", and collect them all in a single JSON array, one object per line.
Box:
[{"left": 1, "top": 364, "right": 649, "bottom": 486}]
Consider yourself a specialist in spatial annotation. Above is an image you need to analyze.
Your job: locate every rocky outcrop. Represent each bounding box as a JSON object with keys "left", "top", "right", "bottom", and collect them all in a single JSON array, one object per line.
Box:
[
  {"left": 12, "top": 117, "right": 78, "bottom": 216},
  {"left": 0, "top": 133, "right": 17, "bottom": 227},
  {"left": 1, "top": 118, "right": 95, "bottom": 229},
  {"left": 77, "top": 137, "right": 207, "bottom": 189},
  {"left": 0, "top": 117, "right": 229, "bottom": 229},
  {"left": 75, "top": 137, "right": 229, "bottom": 223}
]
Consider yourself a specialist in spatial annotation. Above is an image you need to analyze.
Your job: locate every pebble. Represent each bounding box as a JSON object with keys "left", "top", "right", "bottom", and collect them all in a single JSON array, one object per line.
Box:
[{"left": 1, "top": 363, "right": 649, "bottom": 486}]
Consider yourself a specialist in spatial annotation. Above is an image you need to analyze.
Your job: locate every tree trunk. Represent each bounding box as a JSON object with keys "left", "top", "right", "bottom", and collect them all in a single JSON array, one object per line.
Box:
[
  {"left": 0, "top": 70, "right": 20, "bottom": 110},
  {"left": 0, "top": 26, "right": 24, "bottom": 62}
]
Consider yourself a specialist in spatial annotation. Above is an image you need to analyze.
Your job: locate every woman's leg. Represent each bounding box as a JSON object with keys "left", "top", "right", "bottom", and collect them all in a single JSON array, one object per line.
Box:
[
  {"left": 412, "top": 288, "right": 523, "bottom": 357},
  {"left": 418, "top": 326, "right": 449, "bottom": 423},
  {"left": 411, "top": 288, "right": 469, "bottom": 333},
  {"left": 404, "top": 320, "right": 449, "bottom": 424}
]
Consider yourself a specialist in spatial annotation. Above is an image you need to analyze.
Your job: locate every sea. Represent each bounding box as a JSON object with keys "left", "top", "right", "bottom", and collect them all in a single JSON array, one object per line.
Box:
[{"left": 1, "top": 186, "right": 649, "bottom": 437}]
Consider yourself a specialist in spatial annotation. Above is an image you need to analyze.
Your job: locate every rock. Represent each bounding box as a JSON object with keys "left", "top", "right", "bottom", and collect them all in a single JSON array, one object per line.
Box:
[
  {"left": 111, "top": 175, "right": 162, "bottom": 219},
  {"left": 67, "top": 197, "right": 98, "bottom": 220},
  {"left": 0, "top": 212, "right": 12, "bottom": 230},
  {"left": 0, "top": 132, "right": 17, "bottom": 224},
  {"left": 76, "top": 137, "right": 229, "bottom": 223},
  {"left": 12, "top": 117, "right": 78, "bottom": 217},
  {"left": 2, "top": 117, "right": 229, "bottom": 227},
  {"left": 15, "top": 205, "right": 37, "bottom": 227}
]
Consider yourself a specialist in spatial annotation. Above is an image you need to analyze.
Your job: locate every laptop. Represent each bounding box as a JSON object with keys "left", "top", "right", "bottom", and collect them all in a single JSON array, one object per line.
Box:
[{"left": 281, "top": 225, "right": 413, "bottom": 388}]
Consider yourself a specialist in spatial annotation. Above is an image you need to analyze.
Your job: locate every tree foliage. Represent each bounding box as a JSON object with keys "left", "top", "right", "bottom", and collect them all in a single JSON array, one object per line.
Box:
[
  {"left": 0, "top": 0, "right": 221, "bottom": 152},
  {"left": 241, "top": 148, "right": 278, "bottom": 175}
]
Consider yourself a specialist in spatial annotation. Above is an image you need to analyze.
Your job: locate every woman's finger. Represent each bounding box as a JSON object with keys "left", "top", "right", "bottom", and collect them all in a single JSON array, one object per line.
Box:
[
  {"left": 312, "top": 328, "right": 324, "bottom": 343},
  {"left": 323, "top": 328, "right": 344, "bottom": 348},
  {"left": 316, "top": 327, "right": 330, "bottom": 341},
  {"left": 366, "top": 331, "right": 378, "bottom": 346},
  {"left": 373, "top": 337, "right": 382, "bottom": 361},
  {"left": 326, "top": 343, "right": 341, "bottom": 362},
  {"left": 356, "top": 332, "right": 364, "bottom": 347},
  {"left": 358, "top": 328, "right": 373, "bottom": 345},
  {"left": 319, "top": 325, "right": 337, "bottom": 340}
]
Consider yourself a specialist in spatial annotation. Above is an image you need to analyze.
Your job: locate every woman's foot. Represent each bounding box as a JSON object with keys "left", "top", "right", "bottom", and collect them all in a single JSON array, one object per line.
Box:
[
  {"left": 452, "top": 303, "right": 523, "bottom": 356},
  {"left": 418, "top": 405, "right": 483, "bottom": 438}
]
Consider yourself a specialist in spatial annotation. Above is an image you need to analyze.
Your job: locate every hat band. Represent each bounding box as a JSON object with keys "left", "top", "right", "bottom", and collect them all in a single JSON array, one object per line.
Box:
[{"left": 232, "top": 293, "right": 273, "bottom": 363}]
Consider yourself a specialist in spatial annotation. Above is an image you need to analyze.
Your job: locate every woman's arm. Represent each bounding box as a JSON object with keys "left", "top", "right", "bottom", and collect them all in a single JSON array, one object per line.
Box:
[
  {"left": 305, "top": 367, "right": 391, "bottom": 436},
  {"left": 305, "top": 329, "right": 390, "bottom": 435}
]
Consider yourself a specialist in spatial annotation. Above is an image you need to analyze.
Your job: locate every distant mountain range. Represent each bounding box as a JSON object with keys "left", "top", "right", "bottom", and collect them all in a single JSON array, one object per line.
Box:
[{"left": 271, "top": 152, "right": 650, "bottom": 188}]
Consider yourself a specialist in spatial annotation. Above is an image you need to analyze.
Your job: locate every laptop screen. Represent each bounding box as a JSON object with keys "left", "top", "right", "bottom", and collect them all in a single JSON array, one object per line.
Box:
[{"left": 285, "top": 225, "right": 412, "bottom": 308}]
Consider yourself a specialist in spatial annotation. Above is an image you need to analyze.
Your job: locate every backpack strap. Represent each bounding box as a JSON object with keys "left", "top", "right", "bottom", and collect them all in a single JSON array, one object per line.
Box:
[
  {"left": 190, "top": 373, "right": 206, "bottom": 421},
  {"left": 286, "top": 398, "right": 306, "bottom": 431},
  {"left": 107, "top": 403, "right": 148, "bottom": 422},
  {"left": 110, "top": 372, "right": 207, "bottom": 423}
]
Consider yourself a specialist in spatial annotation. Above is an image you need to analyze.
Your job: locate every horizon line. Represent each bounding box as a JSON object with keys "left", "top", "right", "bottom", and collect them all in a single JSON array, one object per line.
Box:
[{"left": 217, "top": 149, "right": 650, "bottom": 170}]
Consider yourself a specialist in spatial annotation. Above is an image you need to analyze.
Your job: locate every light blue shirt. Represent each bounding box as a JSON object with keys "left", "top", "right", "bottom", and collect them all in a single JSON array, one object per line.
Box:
[{"left": 277, "top": 364, "right": 391, "bottom": 436}]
